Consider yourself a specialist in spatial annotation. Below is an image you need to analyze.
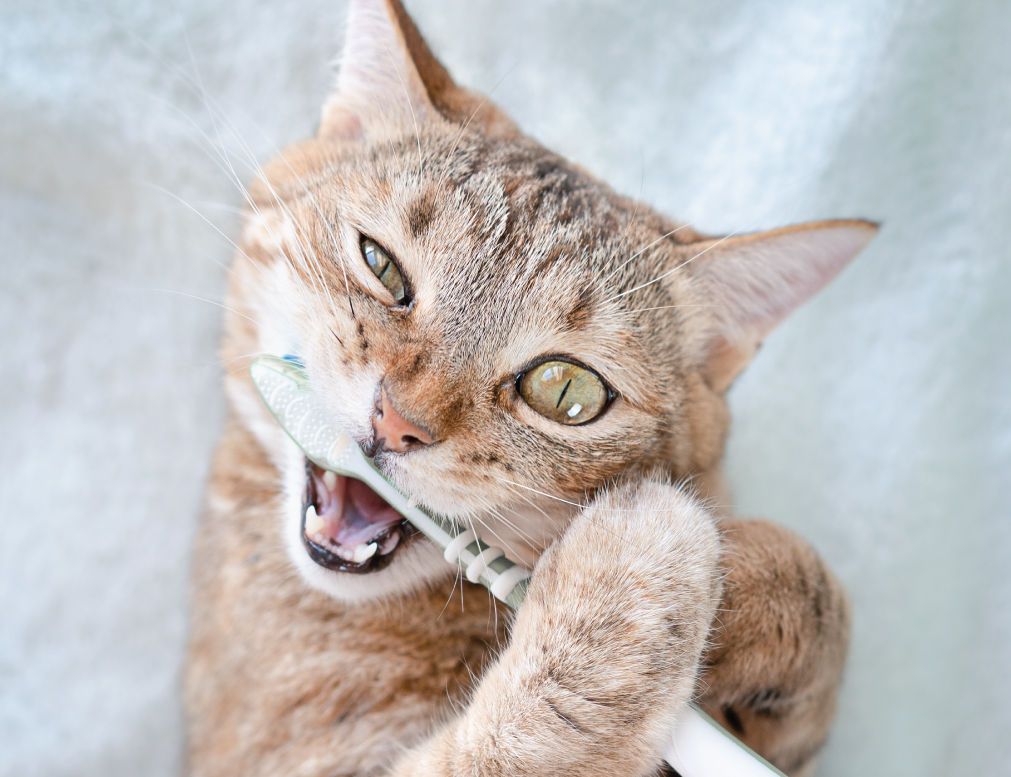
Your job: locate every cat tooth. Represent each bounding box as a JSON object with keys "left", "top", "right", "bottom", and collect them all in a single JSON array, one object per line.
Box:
[
  {"left": 322, "top": 470, "right": 338, "bottom": 490},
  {"left": 352, "top": 542, "right": 379, "bottom": 564},
  {"left": 332, "top": 544, "right": 356, "bottom": 562},
  {"left": 379, "top": 531, "right": 401, "bottom": 555},
  {"left": 304, "top": 505, "right": 325, "bottom": 536}
]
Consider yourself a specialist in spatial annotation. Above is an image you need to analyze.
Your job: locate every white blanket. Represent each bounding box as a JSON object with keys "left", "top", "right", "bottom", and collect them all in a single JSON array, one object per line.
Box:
[{"left": 2, "top": 1, "right": 1008, "bottom": 775}]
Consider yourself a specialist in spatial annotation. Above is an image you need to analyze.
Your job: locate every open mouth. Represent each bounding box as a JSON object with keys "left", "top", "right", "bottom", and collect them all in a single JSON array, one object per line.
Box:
[{"left": 301, "top": 458, "right": 416, "bottom": 573}]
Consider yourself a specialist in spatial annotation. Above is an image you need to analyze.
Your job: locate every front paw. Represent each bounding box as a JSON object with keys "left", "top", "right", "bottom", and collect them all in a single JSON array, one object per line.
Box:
[
  {"left": 511, "top": 479, "right": 723, "bottom": 767},
  {"left": 389, "top": 480, "right": 722, "bottom": 777}
]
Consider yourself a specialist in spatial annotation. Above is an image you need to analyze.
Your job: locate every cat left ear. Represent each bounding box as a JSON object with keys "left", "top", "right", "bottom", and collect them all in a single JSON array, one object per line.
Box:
[
  {"left": 320, "top": 0, "right": 517, "bottom": 141},
  {"left": 686, "top": 219, "right": 878, "bottom": 391}
]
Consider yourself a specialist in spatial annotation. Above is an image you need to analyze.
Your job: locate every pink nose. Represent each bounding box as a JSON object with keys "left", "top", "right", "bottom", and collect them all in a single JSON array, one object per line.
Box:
[{"left": 371, "top": 384, "right": 435, "bottom": 454}]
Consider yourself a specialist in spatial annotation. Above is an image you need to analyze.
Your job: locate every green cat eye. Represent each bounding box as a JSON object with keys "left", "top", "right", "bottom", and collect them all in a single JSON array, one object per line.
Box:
[
  {"left": 361, "top": 237, "right": 408, "bottom": 305},
  {"left": 517, "top": 359, "right": 610, "bottom": 425}
]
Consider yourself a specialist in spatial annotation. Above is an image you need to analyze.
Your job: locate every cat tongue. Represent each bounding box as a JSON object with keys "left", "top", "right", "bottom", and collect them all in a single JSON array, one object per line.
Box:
[
  {"left": 335, "top": 478, "right": 403, "bottom": 546},
  {"left": 311, "top": 466, "right": 402, "bottom": 547}
]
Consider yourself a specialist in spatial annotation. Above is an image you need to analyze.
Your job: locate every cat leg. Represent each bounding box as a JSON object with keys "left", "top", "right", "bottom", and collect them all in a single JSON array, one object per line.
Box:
[
  {"left": 386, "top": 478, "right": 723, "bottom": 777},
  {"left": 695, "top": 519, "right": 851, "bottom": 777}
]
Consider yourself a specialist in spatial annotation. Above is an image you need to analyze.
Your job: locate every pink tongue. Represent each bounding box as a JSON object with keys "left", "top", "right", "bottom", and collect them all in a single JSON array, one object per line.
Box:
[{"left": 331, "top": 478, "right": 402, "bottom": 547}]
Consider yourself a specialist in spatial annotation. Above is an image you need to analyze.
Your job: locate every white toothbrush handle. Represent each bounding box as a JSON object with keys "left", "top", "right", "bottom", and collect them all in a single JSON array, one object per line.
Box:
[{"left": 667, "top": 706, "right": 785, "bottom": 777}]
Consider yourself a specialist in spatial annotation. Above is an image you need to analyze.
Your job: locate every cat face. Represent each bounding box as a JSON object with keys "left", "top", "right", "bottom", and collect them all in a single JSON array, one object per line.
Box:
[{"left": 222, "top": 0, "right": 875, "bottom": 602}]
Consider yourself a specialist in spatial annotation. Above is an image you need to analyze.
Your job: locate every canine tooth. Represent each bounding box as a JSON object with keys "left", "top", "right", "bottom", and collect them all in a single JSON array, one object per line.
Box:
[
  {"left": 322, "top": 470, "right": 338, "bottom": 490},
  {"left": 352, "top": 542, "right": 379, "bottom": 564},
  {"left": 379, "top": 531, "right": 401, "bottom": 555},
  {"left": 304, "top": 505, "right": 325, "bottom": 536}
]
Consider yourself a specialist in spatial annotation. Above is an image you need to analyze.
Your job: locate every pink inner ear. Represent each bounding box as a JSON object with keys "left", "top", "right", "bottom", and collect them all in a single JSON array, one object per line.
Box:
[
  {"left": 688, "top": 220, "right": 877, "bottom": 392},
  {"left": 319, "top": 104, "right": 364, "bottom": 142},
  {"left": 318, "top": 0, "right": 434, "bottom": 140},
  {"left": 691, "top": 220, "right": 878, "bottom": 345}
]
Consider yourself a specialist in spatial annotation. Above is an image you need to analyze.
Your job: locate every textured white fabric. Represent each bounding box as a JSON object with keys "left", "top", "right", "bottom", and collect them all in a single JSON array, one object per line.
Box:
[{"left": 1, "top": 1, "right": 1008, "bottom": 775}]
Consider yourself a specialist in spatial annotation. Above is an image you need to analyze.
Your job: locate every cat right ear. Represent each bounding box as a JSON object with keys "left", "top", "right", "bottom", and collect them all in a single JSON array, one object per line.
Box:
[
  {"left": 320, "top": 0, "right": 517, "bottom": 141},
  {"left": 684, "top": 219, "right": 878, "bottom": 392}
]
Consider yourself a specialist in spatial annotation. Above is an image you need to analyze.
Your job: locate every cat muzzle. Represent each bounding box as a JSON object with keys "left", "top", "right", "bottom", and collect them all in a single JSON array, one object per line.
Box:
[{"left": 301, "top": 458, "right": 416, "bottom": 573}]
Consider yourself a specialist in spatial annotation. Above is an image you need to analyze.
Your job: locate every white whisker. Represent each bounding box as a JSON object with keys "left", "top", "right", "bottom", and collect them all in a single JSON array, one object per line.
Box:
[
  {"left": 604, "top": 230, "right": 740, "bottom": 303},
  {"left": 594, "top": 222, "right": 695, "bottom": 295},
  {"left": 626, "top": 303, "right": 715, "bottom": 314},
  {"left": 145, "top": 286, "right": 260, "bottom": 326}
]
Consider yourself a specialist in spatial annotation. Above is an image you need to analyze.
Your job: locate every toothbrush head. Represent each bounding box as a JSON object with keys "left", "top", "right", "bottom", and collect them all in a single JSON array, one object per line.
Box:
[{"left": 250, "top": 356, "right": 356, "bottom": 475}]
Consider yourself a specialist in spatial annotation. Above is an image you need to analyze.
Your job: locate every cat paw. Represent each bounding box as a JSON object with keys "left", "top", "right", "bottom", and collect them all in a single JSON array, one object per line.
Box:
[
  {"left": 401, "top": 480, "right": 723, "bottom": 777},
  {"left": 509, "top": 478, "right": 723, "bottom": 767}
]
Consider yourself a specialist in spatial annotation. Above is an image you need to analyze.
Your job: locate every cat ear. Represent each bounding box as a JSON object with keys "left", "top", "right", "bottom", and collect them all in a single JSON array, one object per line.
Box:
[
  {"left": 686, "top": 220, "right": 878, "bottom": 391},
  {"left": 320, "top": 0, "right": 517, "bottom": 141}
]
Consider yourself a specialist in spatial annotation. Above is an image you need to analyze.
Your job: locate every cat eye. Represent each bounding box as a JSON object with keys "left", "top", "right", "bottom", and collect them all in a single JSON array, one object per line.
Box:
[
  {"left": 517, "top": 359, "right": 611, "bottom": 425},
  {"left": 360, "top": 237, "right": 409, "bottom": 305}
]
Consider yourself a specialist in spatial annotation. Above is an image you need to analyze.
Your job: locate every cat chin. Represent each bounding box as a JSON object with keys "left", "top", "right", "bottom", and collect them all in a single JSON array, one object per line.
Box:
[{"left": 278, "top": 445, "right": 453, "bottom": 602}]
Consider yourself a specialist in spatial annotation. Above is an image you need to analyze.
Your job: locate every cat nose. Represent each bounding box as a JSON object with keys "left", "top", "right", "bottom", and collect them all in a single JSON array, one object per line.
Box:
[{"left": 369, "top": 383, "right": 435, "bottom": 454}]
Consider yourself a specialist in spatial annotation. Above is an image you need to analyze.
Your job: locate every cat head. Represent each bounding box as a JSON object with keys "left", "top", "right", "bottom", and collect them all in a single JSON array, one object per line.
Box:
[{"left": 223, "top": 0, "right": 876, "bottom": 602}]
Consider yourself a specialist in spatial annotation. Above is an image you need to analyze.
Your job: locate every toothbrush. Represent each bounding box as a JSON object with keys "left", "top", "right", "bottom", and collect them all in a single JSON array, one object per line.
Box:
[
  {"left": 249, "top": 355, "right": 531, "bottom": 610},
  {"left": 250, "top": 354, "right": 786, "bottom": 777}
]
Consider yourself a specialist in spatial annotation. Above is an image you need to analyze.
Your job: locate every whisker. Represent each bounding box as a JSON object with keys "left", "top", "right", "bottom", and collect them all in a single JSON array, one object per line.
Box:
[
  {"left": 462, "top": 500, "right": 537, "bottom": 561},
  {"left": 132, "top": 26, "right": 346, "bottom": 329},
  {"left": 494, "top": 477, "right": 587, "bottom": 511},
  {"left": 594, "top": 222, "right": 695, "bottom": 295},
  {"left": 604, "top": 230, "right": 740, "bottom": 303},
  {"left": 220, "top": 350, "right": 273, "bottom": 369},
  {"left": 173, "top": 46, "right": 351, "bottom": 324},
  {"left": 143, "top": 183, "right": 256, "bottom": 270},
  {"left": 144, "top": 286, "right": 260, "bottom": 326},
  {"left": 626, "top": 303, "right": 715, "bottom": 314}
]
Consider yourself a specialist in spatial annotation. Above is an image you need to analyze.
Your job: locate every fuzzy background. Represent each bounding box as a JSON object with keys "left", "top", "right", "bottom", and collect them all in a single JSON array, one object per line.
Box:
[{"left": 2, "top": 0, "right": 1009, "bottom": 775}]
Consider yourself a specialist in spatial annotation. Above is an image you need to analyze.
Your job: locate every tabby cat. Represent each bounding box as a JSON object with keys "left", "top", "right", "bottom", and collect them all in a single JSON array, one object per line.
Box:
[{"left": 184, "top": 1, "right": 874, "bottom": 775}]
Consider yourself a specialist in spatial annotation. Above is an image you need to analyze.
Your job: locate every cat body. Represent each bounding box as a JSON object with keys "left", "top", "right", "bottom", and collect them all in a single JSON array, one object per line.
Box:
[{"left": 185, "top": 2, "right": 870, "bottom": 775}]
